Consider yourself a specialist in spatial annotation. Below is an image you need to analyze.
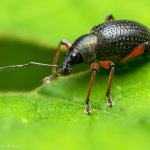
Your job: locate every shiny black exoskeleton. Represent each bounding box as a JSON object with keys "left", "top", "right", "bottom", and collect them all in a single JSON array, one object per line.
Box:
[
  {"left": 91, "top": 20, "right": 150, "bottom": 61},
  {"left": 61, "top": 19, "right": 150, "bottom": 74}
]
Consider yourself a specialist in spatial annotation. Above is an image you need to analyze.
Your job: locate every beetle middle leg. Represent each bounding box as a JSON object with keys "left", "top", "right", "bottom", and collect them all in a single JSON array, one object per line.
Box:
[
  {"left": 105, "top": 14, "right": 115, "bottom": 22},
  {"left": 85, "top": 62, "right": 99, "bottom": 114},
  {"left": 99, "top": 61, "right": 115, "bottom": 107}
]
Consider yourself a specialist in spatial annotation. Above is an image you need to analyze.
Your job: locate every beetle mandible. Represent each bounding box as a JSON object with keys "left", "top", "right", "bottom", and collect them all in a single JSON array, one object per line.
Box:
[
  {"left": 0, "top": 14, "right": 150, "bottom": 114},
  {"left": 43, "top": 14, "right": 150, "bottom": 114}
]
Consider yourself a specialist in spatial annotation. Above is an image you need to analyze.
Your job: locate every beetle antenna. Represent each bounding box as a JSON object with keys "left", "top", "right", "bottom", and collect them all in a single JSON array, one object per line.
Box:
[{"left": 0, "top": 62, "right": 58, "bottom": 71}]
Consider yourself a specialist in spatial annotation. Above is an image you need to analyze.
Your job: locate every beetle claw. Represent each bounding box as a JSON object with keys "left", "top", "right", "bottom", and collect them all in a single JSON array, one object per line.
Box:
[
  {"left": 107, "top": 96, "right": 114, "bottom": 107},
  {"left": 84, "top": 103, "right": 92, "bottom": 115},
  {"left": 42, "top": 74, "right": 60, "bottom": 84},
  {"left": 42, "top": 69, "right": 63, "bottom": 84},
  {"left": 42, "top": 76, "right": 53, "bottom": 84}
]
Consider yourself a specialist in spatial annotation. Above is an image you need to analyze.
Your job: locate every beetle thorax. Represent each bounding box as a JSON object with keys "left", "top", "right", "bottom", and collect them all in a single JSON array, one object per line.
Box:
[{"left": 71, "top": 34, "right": 98, "bottom": 63}]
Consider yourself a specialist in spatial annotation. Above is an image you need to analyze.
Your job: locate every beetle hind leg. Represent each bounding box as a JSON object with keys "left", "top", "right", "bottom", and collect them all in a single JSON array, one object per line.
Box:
[{"left": 120, "top": 42, "right": 150, "bottom": 63}]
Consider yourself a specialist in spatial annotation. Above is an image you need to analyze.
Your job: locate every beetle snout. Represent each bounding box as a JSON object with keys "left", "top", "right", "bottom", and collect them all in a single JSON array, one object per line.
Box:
[
  {"left": 60, "top": 49, "right": 83, "bottom": 75},
  {"left": 60, "top": 63, "right": 72, "bottom": 75}
]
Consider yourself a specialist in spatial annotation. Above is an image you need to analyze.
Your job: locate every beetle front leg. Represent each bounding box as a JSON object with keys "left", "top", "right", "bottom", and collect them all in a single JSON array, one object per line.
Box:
[
  {"left": 85, "top": 62, "right": 99, "bottom": 115},
  {"left": 43, "top": 39, "right": 72, "bottom": 83},
  {"left": 52, "top": 39, "right": 72, "bottom": 74},
  {"left": 100, "top": 61, "right": 115, "bottom": 107},
  {"left": 105, "top": 14, "right": 115, "bottom": 22}
]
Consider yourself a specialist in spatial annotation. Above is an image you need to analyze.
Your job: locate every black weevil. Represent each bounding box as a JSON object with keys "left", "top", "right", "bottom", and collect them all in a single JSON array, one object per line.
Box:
[
  {"left": 1, "top": 14, "right": 150, "bottom": 114},
  {"left": 44, "top": 14, "right": 150, "bottom": 114}
]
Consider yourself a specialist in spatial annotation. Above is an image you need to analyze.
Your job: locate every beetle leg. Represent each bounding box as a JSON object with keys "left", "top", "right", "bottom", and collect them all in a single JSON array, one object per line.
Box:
[
  {"left": 85, "top": 62, "right": 99, "bottom": 115},
  {"left": 43, "top": 39, "right": 72, "bottom": 83},
  {"left": 99, "top": 61, "right": 115, "bottom": 107},
  {"left": 52, "top": 39, "right": 72, "bottom": 74},
  {"left": 105, "top": 14, "right": 115, "bottom": 22},
  {"left": 120, "top": 42, "right": 150, "bottom": 63}
]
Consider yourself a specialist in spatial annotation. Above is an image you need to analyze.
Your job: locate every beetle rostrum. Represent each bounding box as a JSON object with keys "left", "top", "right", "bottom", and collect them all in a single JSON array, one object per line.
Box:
[{"left": 60, "top": 49, "right": 83, "bottom": 75}]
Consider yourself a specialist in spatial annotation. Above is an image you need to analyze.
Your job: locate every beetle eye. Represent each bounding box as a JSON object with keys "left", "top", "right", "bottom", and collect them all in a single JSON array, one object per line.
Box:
[{"left": 71, "top": 53, "right": 77, "bottom": 62}]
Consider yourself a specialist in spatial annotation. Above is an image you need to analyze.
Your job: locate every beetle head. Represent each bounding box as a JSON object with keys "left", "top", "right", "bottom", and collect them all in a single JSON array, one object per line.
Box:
[{"left": 60, "top": 49, "right": 83, "bottom": 75}]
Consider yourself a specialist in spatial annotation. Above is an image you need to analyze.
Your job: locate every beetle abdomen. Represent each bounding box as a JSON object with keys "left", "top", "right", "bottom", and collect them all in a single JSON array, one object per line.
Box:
[{"left": 91, "top": 20, "right": 150, "bottom": 61}]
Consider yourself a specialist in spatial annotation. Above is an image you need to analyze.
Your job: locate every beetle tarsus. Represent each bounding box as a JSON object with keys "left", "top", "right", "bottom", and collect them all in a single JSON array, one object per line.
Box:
[
  {"left": 42, "top": 75, "right": 56, "bottom": 84},
  {"left": 43, "top": 73, "right": 61, "bottom": 83},
  {"left": 107, "top": 96, "right": 114, "bottom": 107},
  {"left": 84, "top": 102, "right": 92, "bottom": 115},
  {"left": 42, "top": 68, "right": 63, "bottom": 84}
]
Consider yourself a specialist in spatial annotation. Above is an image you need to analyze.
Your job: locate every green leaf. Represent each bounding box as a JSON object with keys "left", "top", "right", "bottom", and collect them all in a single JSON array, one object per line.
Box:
[{"left": 1, "top": 59, "right": 150, "bottom": 150}]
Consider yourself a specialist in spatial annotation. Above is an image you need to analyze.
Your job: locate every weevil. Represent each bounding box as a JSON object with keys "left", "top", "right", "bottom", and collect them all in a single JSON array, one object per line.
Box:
[
  {"left": 43, "top": 14, "right": 150, "bottom": 114},
  {"left": 0, "top": 14, "right": 150, "bottom": 114}
]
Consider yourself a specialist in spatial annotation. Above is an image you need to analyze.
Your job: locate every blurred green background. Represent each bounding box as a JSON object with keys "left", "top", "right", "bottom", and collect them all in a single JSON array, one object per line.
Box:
[{"left": 0, "top": 0, "right": 150, "bottom": 150}]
